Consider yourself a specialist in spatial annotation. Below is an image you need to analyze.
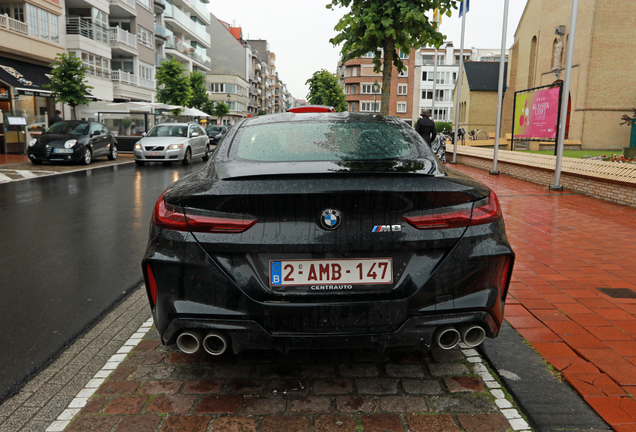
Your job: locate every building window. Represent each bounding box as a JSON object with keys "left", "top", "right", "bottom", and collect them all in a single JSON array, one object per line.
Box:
[
  {"left": 398, "top": 66, "right": 408, "bottom": 77},
  {"left": 397, "top": 84, "right": 407, "bottom": 95},
  {"left": 361, "top": 102, "right": 380, "bottom": 112},
  {"left": 26, "top": 5, "right": 59, "bottom": 42},
  {"left": 209, "top": 83, "right": 225, "bottom": 93},
  {"left": 137, "top": 0, "right": 152, "bottom": 10},
  {"left": 397, "top": 102, "right": 407, "bottom": 113},
  {"left": 72, "top": 51, "right": 110, "bottom": 78},
  {"left": 422, "top": 71, "right": 427, "bottom": 81},
  {"left": 437, "top": 54, "right": 445, "bottom": 65},
  {"left": 421, "top": 54, "right": 434, "bottom": 66},
  {"left": 138, "top": 26, "right": 153, "bottom": 48},
  {"left": 422, "top": 90, "right": 433, "bottom": 100},
  {"left": 361, "top": 84, "right": 380, "bottom": 94},
  {"left": 399, "top": 50, "right": 409, "bottom": 59}
]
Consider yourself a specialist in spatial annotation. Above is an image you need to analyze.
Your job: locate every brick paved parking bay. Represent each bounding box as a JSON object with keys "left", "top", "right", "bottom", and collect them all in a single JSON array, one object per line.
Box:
[{"left": 54, "top": 329, "right": 523, "bottom": 432}]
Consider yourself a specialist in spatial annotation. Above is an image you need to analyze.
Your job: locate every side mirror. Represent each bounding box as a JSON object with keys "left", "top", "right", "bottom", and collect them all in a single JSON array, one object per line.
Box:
[
  {"left": 142, "top": 132, "right": 147, "bottom": 137},
  {"left": 191, "top": 132, "right": 199, "bottom": 137},
  {"left": 91, "top": 130, "right": 100, "bottom": 137}
]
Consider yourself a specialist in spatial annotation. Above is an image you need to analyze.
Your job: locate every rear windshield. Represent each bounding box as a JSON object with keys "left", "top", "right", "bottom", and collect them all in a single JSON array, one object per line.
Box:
[
  {"left": 232, "top": 121, "right": 415, "bottom": 162},
  {"left": 207, "top": 126, "right": 223, "bottom": 133},
  {"left": 46, "top": 121, "right": 89, "bottom": 135},
  {"left": 147, "top": 125, "right": 188, "bottom": 137}
]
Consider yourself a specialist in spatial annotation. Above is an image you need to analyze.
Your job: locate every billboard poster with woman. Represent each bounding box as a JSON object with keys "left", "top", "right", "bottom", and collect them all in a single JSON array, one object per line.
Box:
[{"left": 513, "top": 86, "right": 561, "bottom": 140}]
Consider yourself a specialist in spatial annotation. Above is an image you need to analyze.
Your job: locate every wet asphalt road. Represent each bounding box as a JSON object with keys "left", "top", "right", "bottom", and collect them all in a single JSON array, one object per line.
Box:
[{"left": 0, "top": 159, "right": 207, "bottom": 402}]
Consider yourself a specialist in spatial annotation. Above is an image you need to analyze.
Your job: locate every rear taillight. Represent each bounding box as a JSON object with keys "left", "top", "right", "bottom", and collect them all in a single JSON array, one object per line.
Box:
[
  {"left": 470, "top": 191, "right": 502, "bottom": 226},
  {"left": 146, "top": 264, "right": 157, "bottom": 306},
  {"left": 152, "top": 192, "right": 257, "bottom": 233},
  {"left": 403, "top": 207, "right": 472, "bottom": 229},
  {"left": 403, "top": 190, "right": 502, "bottom": 230}
]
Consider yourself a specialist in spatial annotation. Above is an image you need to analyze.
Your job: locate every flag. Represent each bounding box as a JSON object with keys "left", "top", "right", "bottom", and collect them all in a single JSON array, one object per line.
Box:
[
  {"left": 433, "top": 8, "right": 442, "bottom": 25},
  {"left": 459, "top": 0, "right": 470, "bottom": 17}
]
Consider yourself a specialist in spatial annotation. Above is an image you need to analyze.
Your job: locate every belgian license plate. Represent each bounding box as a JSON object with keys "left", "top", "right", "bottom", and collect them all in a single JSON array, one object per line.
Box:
[
  {"left": 53, "top": 148, "right": 72, "bottom": 154},
  {"left": 148, "top": 151, "right": 161, "bottom": 156},
  {"left": 270, "top": 258, "right": 393, "bottom": 287}
]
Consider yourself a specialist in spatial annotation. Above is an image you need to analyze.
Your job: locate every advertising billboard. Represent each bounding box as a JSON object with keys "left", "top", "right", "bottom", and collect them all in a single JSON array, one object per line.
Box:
[{"left": 513, "top": 86, "right": 561, "bottom": 141}]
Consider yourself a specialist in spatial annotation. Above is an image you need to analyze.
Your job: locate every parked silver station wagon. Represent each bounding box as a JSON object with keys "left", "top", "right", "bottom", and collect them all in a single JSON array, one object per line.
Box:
[{"left": 134, "top": 123, "right": 211, "bottom": 166}]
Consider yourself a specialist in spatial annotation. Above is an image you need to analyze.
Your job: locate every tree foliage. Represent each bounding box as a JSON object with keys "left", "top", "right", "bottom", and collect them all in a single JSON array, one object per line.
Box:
[
  {"left": 305, "top": 69, "right": 348, "bottom": 112},
  {"left": 328, "top": 0, "right": 460, "bottom": 115},
  {"left": 188, "top": 71, "right": 209, "bottom": 109},
  {"left": 155, "top": 58, "right": 192, "bottom": 107},
  {"left": 45, "top": 53, "right": 93, "bottom": 119},
  {"left": 201, "top": 99, "right": 216, "bottom": 117},
  {"left": 212, "top": 102, "right": 230, "bottom": 124}
]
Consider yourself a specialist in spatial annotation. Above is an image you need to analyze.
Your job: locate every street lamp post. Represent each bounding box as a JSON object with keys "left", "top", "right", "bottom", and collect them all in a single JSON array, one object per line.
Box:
[
  {"left": 373, "top": 80, "right": 379, "bottom": 113},
  {"left": 226, "top": 92, "right": 231, "bottom": 125}
]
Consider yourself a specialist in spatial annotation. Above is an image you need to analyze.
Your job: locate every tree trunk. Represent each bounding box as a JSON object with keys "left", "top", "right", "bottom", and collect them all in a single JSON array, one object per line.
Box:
[
  {"left": 380, "top": 37, "right": 395, "bottom": 116},
  {"left": 71, "top": 105, "right": 77, "bottom": 120}
]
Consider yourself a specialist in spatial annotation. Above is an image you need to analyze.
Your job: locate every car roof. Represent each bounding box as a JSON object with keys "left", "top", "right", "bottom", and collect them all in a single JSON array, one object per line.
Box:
[
  {"left": 240, "top": 111, "right": 404, "bottom": 127},
  {"left": 287, "top": 105, "right": 336, "bottom": 113}
]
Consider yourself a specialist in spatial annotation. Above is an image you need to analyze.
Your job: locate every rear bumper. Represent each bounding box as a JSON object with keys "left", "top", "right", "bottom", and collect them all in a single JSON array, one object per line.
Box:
[{"left": 160, "top": 311, "right": 497, "bottom": 354}]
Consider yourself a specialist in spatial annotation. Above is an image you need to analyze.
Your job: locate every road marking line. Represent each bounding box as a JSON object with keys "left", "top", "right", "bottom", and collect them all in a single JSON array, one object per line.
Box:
[
  {"left": 14, "top": 169, "right": 38, "bottom": 178},
  {"left": 462, "top": 345, "right": 531, "bottom": 431},
  {"left": 0, "top": 172, "right": 12, "bottom": 182},
  {"left": 45, "top": 317, "right": 154, "bottom": 432}
]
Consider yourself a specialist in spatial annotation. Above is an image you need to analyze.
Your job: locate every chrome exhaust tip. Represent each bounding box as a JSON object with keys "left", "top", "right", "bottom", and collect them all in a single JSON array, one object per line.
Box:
[
  {"left": 434, "top": 325, "right": 461, "bottom": 350},
  {"left": 203, "top": 331, "right": 229, "bottom": 356},
  {"left": 458, "top": 324, "right": 486, "bottom": 348},
  {"left": 176, "top": 329, "right": 204, "bottom": 354}
]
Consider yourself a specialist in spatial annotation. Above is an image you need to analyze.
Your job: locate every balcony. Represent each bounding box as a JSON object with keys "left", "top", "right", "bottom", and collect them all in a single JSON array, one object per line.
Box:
[
  {"left": 154, "top": 23, "right": 167, "bottom": 42},
  {"left": 112, "top": 70, "right": 156, "bottom": 90},
  {"left": 156, "top": 56, "right": 166, "bottom": 66},
  {"left": 109, "top": 0, "right": 137, "bottom": 17},
  {"left": 154, "top": 0, "right": 166, "bottom": 13},
  {"left": 0, "top": 14, "right": 28, "bottom": 35},
  {"left": 66, "top": 17, "right": 109, "bottom": 45},
  {"left": 164, "top": 2, "right": 210, "bottom": 47},
  {"left": 109, "top": 27, "right": 137, "bottom": 53},
  {"left": 187, "top": 0, "right": 210, "bottom": 24},
  {"left": 164, "top": 31, "right": 211, "bottom": 68}
]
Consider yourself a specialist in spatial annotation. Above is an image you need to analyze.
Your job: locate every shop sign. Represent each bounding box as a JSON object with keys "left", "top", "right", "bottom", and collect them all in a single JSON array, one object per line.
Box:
[{"left": 0, "top": 65, "right": 34, "bottom": 87}]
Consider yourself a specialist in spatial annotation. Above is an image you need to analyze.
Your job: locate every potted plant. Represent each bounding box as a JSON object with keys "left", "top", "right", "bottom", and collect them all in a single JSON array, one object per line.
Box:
[{"left": 120, "top": 116, "right": 133, "bottom": 135}]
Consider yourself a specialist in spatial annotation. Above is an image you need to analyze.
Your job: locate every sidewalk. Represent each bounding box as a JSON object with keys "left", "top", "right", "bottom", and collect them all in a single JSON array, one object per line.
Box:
[{"left": 451, "top": 164, "right": 636, "bottom": 431}]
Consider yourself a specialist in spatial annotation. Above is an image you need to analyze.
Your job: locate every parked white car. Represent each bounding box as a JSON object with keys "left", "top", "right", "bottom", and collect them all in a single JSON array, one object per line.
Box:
[{"left": 134, "top": 123, "right": 211, "bottom": 166}]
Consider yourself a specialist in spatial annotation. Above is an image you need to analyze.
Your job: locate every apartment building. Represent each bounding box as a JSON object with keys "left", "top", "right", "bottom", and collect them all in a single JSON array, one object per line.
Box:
[
  {"left": 417, "top": 43, "right": 473, "bottom": 124},
  {"left": 0, "top": 0, "right": 65, "bottom": 152},
  {"left": 340, "top": 50, "right": 417, "bottom": 124},
  {"left": 246, "top": 39, "right": 271, "bottom": 114},
  {"left": 163, "top": 0, "right": 210, "bottom": 74}
]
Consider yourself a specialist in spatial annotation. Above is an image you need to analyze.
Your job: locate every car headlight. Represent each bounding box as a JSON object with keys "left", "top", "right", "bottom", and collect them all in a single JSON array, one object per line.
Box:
[
  {"left": 168, "top": 144, "right": 184, "bottom": 150},
  {"left": 134, "top": 143, "right": 142, "bottom": 150},
  {"left": 64, "top": 139, "right": 77, "bottom": 149},
  {"left": 29, "top": 138, "right": 37, "bottom": 147}
]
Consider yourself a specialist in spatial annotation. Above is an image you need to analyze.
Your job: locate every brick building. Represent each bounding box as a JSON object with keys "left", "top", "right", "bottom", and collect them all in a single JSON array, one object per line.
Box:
[
  {"left": 501, "top": 0, "right": 636, "bottom": 150},
  {"left": 338, "top": 51, "right": 417, "bottom": 125}
]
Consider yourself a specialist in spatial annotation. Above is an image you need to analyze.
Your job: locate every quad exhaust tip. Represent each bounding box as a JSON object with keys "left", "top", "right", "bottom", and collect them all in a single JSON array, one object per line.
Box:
[
  {"left": 203, "top": 331, "right": 229, "bottom": 356},
  {"left": 434, "top": 325, "right": 461, "bottom": 350},
  {"left": 176, "top": 329, "right": 204, "bottom": 354},
  {"left": 176, "top": 330, "right": 230, "bottom": 355},
  {"left": 434, "top": 324, "right": 486, "bottom": 350}
]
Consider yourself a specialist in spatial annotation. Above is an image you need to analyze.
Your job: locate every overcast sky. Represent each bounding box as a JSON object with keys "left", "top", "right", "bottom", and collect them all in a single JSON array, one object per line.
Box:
[{"left": 210, "top": 1, "right": 528, "bottom": 100}]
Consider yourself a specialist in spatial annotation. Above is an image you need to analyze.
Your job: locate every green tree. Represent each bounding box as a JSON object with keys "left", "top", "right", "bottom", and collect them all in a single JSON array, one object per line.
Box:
[
  {"left": 305, "top": 69, "right": 348, "bottom": 112},
  {"left": 45, "top": 53, "right": 93, "bottom": 120},
  {"left": 155, "top": 58, "right": 192, "bottom": 108},
  {"left": 188, "top": 71, "right": 209, "bottom": 109},
  {"left": 212, "top": 102, "right": 230, "bottom": 124},
  {"left": 435, "top": 121, "right": 452, "bottom": 134},
  {"left": 201, "top": 99, "right": 216, "bottom": 117},
  {"left": 328, "top": 0, "right": 459, "bottom": 115}
]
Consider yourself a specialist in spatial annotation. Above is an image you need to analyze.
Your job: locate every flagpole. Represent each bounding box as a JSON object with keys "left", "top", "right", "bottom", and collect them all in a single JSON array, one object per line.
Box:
[
  {"left": 432, "top": 47, "right": 438, "bottom": 118},
  {"left": 551, "top": 0, "right": 579, "bottom": 190},
  {"left": 451, "top": 0, "right": 467, "bottom": 164},
  {"left": 491, "top": 0, "right": 509, "bottom": 175}
]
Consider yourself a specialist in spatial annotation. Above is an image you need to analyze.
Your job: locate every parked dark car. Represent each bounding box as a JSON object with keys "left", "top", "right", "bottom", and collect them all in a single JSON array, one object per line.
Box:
[
  {"left": 205, "top": 125, "right": 228, "bottom": 145},
  {"left": 27, "top": 120, "right": 118, "bottom": 165},
  {"left": 142, "top": 112, "right": 514, "bottom": 356}
]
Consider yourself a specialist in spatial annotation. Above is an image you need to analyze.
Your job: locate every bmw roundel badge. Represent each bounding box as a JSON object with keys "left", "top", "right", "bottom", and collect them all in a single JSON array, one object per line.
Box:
[{"left": 320, "top": 209, "right": 342, "bottom": 230}]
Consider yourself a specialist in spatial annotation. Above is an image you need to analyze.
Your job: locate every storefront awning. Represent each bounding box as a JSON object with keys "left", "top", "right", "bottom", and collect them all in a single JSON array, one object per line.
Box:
[{"left": 0, "top": 56, "right": 53, "bottom": 96}]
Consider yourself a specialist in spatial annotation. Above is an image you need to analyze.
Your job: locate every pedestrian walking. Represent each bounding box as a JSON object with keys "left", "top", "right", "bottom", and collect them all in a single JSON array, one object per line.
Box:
[
  {"left": 415, "top": 109, "right": 437, "bottom": 147},
  {"left": 49, "top": 110, "right": 63, "bottom": 127}
]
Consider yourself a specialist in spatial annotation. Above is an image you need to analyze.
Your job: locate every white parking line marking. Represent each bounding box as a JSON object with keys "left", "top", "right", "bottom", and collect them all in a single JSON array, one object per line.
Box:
[
  {"left": 0, "top": 172, "right": 12, "bottom": 182},
  {"left": 45, "top": 321, "right": 153, "bottom": 432},
  {"left": 14, "top": 169, "right": 38, "bottom": 178}
]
